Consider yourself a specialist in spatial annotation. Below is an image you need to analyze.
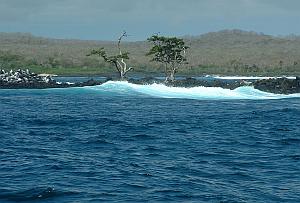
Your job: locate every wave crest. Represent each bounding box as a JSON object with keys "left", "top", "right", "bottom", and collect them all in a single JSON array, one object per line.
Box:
[{"left": 84, "top": 81, "right": 300, "bottom": 100}]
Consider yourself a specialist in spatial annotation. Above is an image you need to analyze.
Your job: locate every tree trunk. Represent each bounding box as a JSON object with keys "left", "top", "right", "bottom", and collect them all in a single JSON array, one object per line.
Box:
[
  {"left": 116, "top": 65, "right": 126, "bottom": 80},
  {"left": 116, "top": 32, "right": 133, "bottom": 80},
  {"left": 120, "top": 71, "right": 125, "bottom": 80},
  {"left": 116, "top": 61, "right": 132, "bottom": 80},
  {"left": 167, "top": 64, "right": 176, "bottom": 82},
  {"left": 169, "top": 70, "right": 175, "bottom": 82}
]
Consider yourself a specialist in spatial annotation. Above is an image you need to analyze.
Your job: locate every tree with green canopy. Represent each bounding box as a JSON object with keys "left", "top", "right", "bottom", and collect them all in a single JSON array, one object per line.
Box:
[
  {"left": 146, "top": 34, "right": 189, "bottom": 82},
  {"left": 87, "top": 31, "right": 133, "bottom": 79}
]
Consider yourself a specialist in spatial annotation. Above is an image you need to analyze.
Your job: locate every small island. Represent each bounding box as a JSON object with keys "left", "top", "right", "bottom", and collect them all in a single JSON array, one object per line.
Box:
[
  {"left": 0, "top": 31, "right": 300, "bottom": 95},
  {"left": 1, "top": 68, "right": 299, "bottom": 95}
]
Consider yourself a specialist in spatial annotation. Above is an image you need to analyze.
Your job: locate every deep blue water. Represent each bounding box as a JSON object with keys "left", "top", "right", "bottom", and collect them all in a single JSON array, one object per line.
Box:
[{"left": 0, "top": 82, "right": 300, "bottom": 202}]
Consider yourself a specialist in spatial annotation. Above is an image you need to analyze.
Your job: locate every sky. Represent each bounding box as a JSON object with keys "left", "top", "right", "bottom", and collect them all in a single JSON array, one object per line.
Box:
[{"left": 0, "top": 0, "right": 300, "bottom": 41}]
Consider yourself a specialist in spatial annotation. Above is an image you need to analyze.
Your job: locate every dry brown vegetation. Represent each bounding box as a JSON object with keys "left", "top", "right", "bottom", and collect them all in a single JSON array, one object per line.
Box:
[{"left": 0, "top": 29, "right": 299, "bottom": 76}]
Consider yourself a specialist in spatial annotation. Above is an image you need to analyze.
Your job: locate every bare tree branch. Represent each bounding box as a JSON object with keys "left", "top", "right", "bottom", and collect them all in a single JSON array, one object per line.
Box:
[{"left": 88, "top": 31, "right": 133, "bottom": 79}]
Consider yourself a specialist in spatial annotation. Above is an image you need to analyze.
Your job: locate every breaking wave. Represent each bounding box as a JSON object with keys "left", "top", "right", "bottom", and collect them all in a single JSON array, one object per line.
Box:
[
  {"left": 82, "top": 81, "right": 300, "bottom": 100},
  {"left": 213, "top": 76, "right": 297, "bottom": 80}
]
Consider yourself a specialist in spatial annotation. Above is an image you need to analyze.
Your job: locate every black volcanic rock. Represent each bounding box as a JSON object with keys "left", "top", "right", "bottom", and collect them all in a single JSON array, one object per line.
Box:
[
  {"left": 73, "top": 79, "right": 103, "bottom": 87},
  {"left": 166, "top": 77, "right": 249, "bottom": 90},
  {"left": 128, "top": 77, "right": 250, "bottom": 89},
  {"left": 0, "top": 69, "right": 56, "bottom": 88},
  {"left": 1, "top": 69, "right": 299, "bottom": 95},
  {"left": 253, "top": 77, "right": 300, "bottom": 94},
  {"left": 128, "top": 77, "right": 162, "bottom": 85},
  {"left": 167, "top": 77, "right": 205, "bottom": 88},
  {"left": 0, "top": 69, "right": 103, "bottom": 89}
]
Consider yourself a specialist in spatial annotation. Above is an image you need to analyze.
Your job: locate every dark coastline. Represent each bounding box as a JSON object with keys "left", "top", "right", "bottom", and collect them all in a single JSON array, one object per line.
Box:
[
  {"left": 1, "top": 69, "right": 299, "bottom": 94},
  {"left": 128, "top": 77, "right": 300, "bottom": 94}
]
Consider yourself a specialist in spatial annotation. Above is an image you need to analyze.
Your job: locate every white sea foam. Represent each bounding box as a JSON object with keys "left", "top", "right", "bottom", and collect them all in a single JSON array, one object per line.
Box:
[
  {"left": 86, "top": 81, "right": 300, "bottom": 100},
  {"left": 213, "top": 76, "right": 297, "bottom": 80}
]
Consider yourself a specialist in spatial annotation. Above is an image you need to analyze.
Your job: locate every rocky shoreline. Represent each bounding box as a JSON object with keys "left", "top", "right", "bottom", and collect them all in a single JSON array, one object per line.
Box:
[
  {"left": 0, "top": 69, "right": 103, "bottom": 89},
  {"left": 129, "top": 77, "right": 300, "bottom": 94},
  {"left": 253, "top": 77, "right": 300, "bottom": 94},
  {"left": 128, "top": 77, "right": 250, "bottom": 90},
  {"left": 1, "top": 69, "right": 300, "bottom": 94}
]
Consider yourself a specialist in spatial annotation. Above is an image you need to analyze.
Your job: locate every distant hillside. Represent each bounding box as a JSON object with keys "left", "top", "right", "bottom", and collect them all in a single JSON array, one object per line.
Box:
[{"left": 0, "top": 29, "right": 299, "bottom": 76}]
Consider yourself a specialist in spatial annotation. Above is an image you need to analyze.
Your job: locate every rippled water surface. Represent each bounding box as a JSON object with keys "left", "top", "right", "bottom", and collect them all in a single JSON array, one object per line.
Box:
[{"left": 0, "top": 82, "right": 300, "bottom": 202}]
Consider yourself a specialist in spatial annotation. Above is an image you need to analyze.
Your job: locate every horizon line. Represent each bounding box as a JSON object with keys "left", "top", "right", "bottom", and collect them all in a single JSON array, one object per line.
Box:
[{"left": 0, "top": 29, "right": 299, "bottom": 42}]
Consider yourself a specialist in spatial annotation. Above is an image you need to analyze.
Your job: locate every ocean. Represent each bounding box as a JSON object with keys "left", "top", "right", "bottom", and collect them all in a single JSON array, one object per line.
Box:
[{"left": 0, "top": 81, "right": 300, "bottom": 202}]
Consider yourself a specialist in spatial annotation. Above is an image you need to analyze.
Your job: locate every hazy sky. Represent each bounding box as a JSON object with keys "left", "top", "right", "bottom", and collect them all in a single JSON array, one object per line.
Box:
[{"left": 0, "top": 0, "right": 299, "bottom": 40}]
